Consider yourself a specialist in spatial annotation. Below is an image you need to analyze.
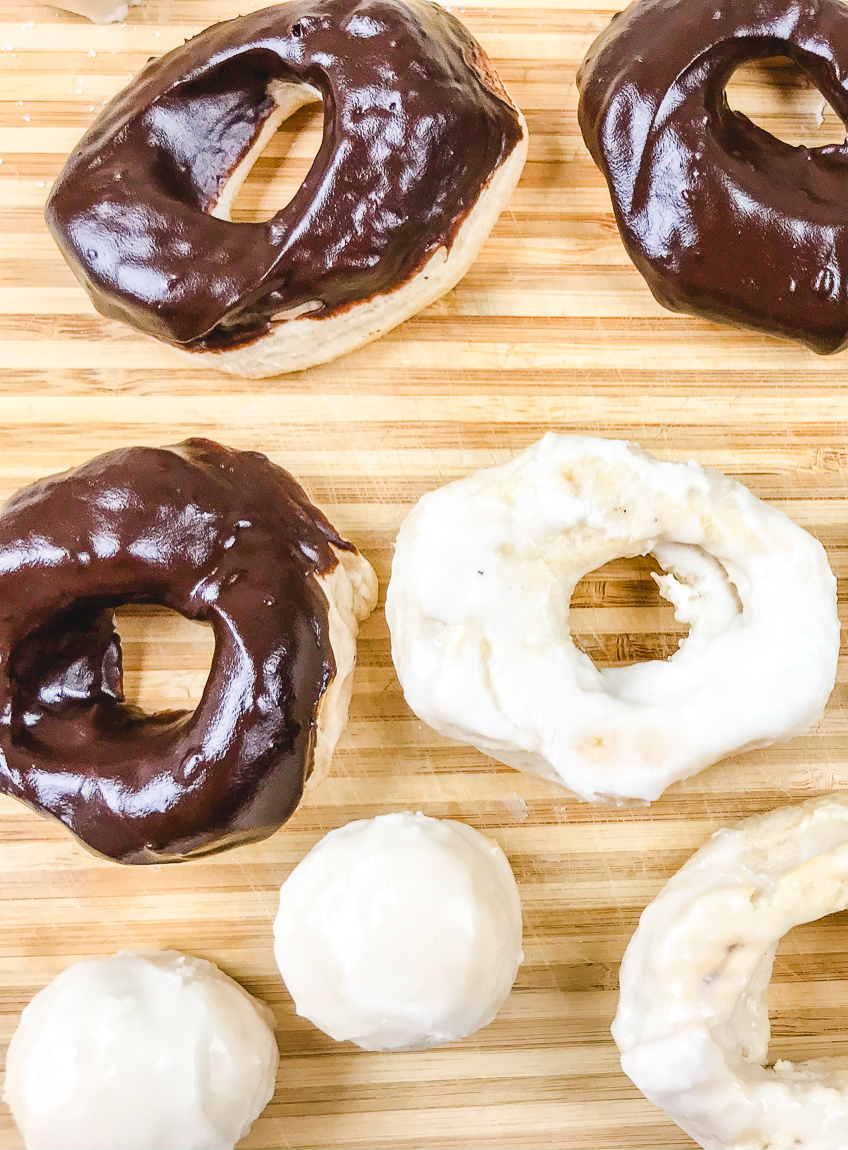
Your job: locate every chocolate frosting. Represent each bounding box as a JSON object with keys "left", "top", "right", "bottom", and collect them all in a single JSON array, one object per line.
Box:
[
  {"left": 0, "top": 439, "right": 354, "bottom": 864},
  {"left": 45, "top": 0, "right": 523, "bottom": 353},
  {"left": 577, "top": 0, "right": 848, "bottom": 353}
]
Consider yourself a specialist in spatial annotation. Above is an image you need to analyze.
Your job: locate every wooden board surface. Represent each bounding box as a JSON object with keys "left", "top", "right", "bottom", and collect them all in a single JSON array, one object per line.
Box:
[{"left": 1, "top": 2, "right": 848, "bottom": 1146}]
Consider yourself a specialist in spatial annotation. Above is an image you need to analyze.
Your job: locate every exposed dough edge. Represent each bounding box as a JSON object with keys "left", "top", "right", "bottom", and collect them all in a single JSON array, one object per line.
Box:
[{"left": 310, "top": 543, "right": 379, "bottom": 789}]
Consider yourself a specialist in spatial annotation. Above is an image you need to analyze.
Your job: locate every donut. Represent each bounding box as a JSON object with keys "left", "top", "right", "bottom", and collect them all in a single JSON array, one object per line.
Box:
[
  {"left": 47, "top": 0, "right": 138, "bottom": 23},
  {"left": 385, "top": 434, "right": 839, "bottom": 805},
  {"left": 613, "top": 794, "right": 848, "bottom": 1150},
  {"left": 273, "top": 812, "right": 523, "bottom": 1050},
  {"left": 577, "top": 0, "right": 848, "bottom": 353},
  {"left": 4, "top": 949, "right": 279, "bottom": 1150},
  {"left": 44, "top": 0, "right": 528, "bottom": 378},
  {"left": 0, "top": 438, "right": 377, "bottom": 864}
]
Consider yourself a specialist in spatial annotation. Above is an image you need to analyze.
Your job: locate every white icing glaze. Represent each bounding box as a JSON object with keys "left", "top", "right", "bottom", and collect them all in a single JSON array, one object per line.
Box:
[
  {"left": 3, "top": 950, "right": 279, "bottom": 1150},
  {"left": 47, "top": 0, "right": 138, "bottom": 23},
  {"left": 386, "top": 434, "right": 839, "bottom": 804},
  {"left": 614, "top": 794, "right": 848, "bottom": 1150},
  {"left": 273, "top": 812, "right": 523, "bottom": 1050}
]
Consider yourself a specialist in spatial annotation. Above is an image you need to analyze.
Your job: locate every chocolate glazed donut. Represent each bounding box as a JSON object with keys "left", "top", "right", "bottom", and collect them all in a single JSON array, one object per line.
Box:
[
  {"left": 45, "top": 0, "right": 528, "bottom": 377},
  {"left": 0, "top": 440, "right": 377, "bottom": 863},
  {"left": 578, "top": 0, "right": 848, "bottom": 353}
]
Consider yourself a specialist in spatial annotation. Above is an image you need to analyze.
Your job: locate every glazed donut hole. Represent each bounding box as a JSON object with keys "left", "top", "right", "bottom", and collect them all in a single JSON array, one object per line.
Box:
[
  {"left": 725, "top": 56, "right": 846, "bottom": 147},
  {"left": 3, "top": 950, "right": 279, "bottom": 1150},
  {"left": 45, "top": 0, "right": 139, "bottom": 22},
  {"left": 273, "top": 812, "right": 523, "bottom": 1052}
]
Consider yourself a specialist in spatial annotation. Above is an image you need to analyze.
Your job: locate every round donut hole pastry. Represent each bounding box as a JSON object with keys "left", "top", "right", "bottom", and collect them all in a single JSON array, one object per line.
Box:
[
  {"left": 44, "top": 0, "right": 529, "bottom": 379},
  {"left": 3, "top": 949, "right": 279, "bottom": 1150},
  {"left": 0, "top": 438, "right": 377, "bottom": 864},
  {"left": 273, "top": 811, "right": 523, "bottom": 1050},
  {"left": 45, "top": 0, "right": 139, "bottom": 22},
  {"left": 577, "top": 0, "right": 848, "bottom": 353},
  {"left": 612, "top": 793, "right": 848, "bottom": 1150},
  {"left": 385, "top": 434, "right": 839, "bottom": 806}
]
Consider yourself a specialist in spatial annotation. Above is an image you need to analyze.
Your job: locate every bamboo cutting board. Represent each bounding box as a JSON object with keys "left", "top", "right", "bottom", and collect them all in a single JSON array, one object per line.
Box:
[{"left": 0, "top": 2, "right": 847, "bottom": 1146}]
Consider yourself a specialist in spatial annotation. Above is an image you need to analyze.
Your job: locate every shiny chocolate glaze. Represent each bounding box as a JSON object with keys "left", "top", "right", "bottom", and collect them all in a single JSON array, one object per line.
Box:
[
  {"left": 45, "top": 0, "right": 523, "bottom": 353},
  {"left": 577, "top": 0, "right": 848, "bottom": 353},
  {"left": 0, "top": 439, "right": 353, "bottom": 864}
]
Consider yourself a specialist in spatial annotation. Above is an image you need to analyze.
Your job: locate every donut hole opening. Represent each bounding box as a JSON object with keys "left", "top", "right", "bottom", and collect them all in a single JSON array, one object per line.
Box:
[
  {"left": 218, "top": 95, "right": 324, "bottom": 225},
  {"left": 7, "top": 604, "right": 216, "bottom": 726},
  {"left": 570, "top": 555, "right": 689, "bottom": 668},
  {"left": 725, "top": 57, "right": 847, "bottom": 147},
  {"left": 570, "top": 547, "right": 741, "bottom": 669},
  {"left": 766, "top": 910, "right": 848, "bottom": 1066},
  {"left": 115, "top": 605, "right": 215, "bottom": 713}
]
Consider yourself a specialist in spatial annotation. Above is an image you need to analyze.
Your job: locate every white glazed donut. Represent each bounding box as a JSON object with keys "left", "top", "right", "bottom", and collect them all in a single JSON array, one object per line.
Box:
[
  {"left": 613, "top": 794, "right": 848, "bottom": 1150},
  {"left": 3, "top": 949, "right": 279, "bottom": 1150},
  {"left": 386, "top": 434, "right": 839, "bottom": 805},
  {"left": 273, "top": 811, "right": 523, "bottom": 1051},
  {"left": 46, "top": 0, "right": 138, "bottom": 22}
]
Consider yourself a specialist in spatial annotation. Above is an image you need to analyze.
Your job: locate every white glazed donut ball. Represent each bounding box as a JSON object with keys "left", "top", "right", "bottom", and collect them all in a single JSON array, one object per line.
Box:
[
  {"left": 273, "top": 812, "right": 523, "bottom": 1051},
  {"left": 3, "top": 950, "right": 279, "bottom": 1150},
  {"left": 386, "top": 433, "right": 840, "bottom": 805},
  {"left": 47, "top": 0, "right": 139, "bottom": 22}
]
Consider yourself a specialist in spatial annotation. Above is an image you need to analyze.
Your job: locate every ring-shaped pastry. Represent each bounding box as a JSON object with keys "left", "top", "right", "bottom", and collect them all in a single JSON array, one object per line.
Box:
[
  {"left": 0, "top": 439, "right": 377, "bottom": 863},
  {"left": 385, "top": 435, "right": 839, "bottom": 804},
  {"left": 577, "top": 0, "right": 848, "bottom": 353},
  {"left": 45, "top": 0, "right": 528, "bottom": 377},
  {"left": 614, "top": 794, "right": 848, "bottom": 1150}
]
